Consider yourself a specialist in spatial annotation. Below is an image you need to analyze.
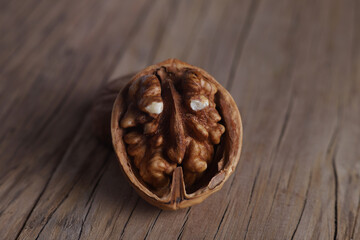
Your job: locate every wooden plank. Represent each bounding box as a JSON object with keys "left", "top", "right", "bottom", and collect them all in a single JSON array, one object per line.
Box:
[
  {"left": 0, "top": 0, "right": 150, "bottom": 239},
  {"left": 13, "top": 0, "right": 212, "bottom": 238},
  {"left": 82, "top": 0, "right": 229, "bottom": 239},
  {"left": 0, "top": 0, "right": 359, "bottom": 239},
  {"left": 214, "top": 0, "right": 359, "bottom": 239},
  {"left": 181, "top": 0, "right": 299, "bottom": 238},
  {"left": 151, "top": 0, "right": 212, "bottom": 64},
  {"left": 288, "top": 1, "right": 360, "bottom": 239},
  {"left": 40, "top": 0, "right": 257, "bottom": 238},
  {"left": 109, "top": 0, "right": 178, "bottom": 80},
  {"left": 146, "top": 0, "right": 256, "bottom": 239},
  {"left": 258, "top": 0, "right": 356, "bottom": 238}
]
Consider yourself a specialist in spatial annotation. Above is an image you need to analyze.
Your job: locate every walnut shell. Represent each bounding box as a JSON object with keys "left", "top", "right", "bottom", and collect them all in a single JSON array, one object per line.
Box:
[{"left": 111, "top": 59, "right": 242, "bottom": 210}]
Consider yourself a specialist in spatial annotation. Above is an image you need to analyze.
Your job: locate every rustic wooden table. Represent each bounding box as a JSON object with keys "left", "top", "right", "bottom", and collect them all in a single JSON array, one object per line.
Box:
[{"left": 1, "top": 0, "right": 359, "bottom": 239}]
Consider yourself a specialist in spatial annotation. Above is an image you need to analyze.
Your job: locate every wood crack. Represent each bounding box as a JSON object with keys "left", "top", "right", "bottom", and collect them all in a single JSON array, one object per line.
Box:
[
  {"left": 265, "top": 4, "right": 300, "bottom": 182},
  {"left": 34, "top": 178, "right": 78, "bottom": 240},
  {"left": 240, "top": 165, "right": 261, "bottom": 240},
  {"left": 260, "top": 93, "right": 296, "bottom": 239},
  {"left": 290, "top": 170, "right": 312, "bottom": 240},
  {"left": 275, "top": 93, "right": 294, "bottom": 153},
  {"left": 350, "top": 2, "right": 360, "bottom": 239},
  {"left": 34, "top": 150, "right": 111, "bottom": 240},
  {"left": 14, "top": 165, "right": 57, "bottom": 240},
  {"left": 119, "top": 197, "right": 140, "bottom": 240},
  {"left": 176, "top": 207, "right": 191, "bottom": 240},
  {"left": 143, "top": 210, "right": 162, "bottom": 240},
  {"left": 213, "top": 201, "right": 230, "bottom": 240},
  {"left": 258, "top": 8, "right": 301, "bottom": 239},
  {"left": 77, "top": 189, "right": 95, "bottom": 240},
  {"left": 226, "top": 0, "right": 261, "bottom": 90},
  {"left": 77, "top": 155, "right": 111, "bottom": 240},
  {"left": 15, "top": 119, "right": 99, "bottom": 240},
  {"left": 11, "top": 1, "right": 155, "bottom": 237},
  {"left": 247, "top": 166, "right": 261, "bottom": 210},
  {"left": 243, "top": 208, "right": 253, "bottom": 240},
  {"left": 262, "top": 95, "right": 295, "bottom": 225},
  {"left": 332, "top": 153, "right": 338, "bottom": 240},
  {"left": 321, "top": 112, "right": 340, "bottom": 240},
  {"left": 327, "top": 112, "right": 340, "bottom": 240},
  {"left": 14, "top": 141, "right": 96, "bottom": 239},
  {"left": 351, "top": 197, "right": 360, "bottom": 239},
  {"left": 15, "top": 124, "right": 98, "bottom": 239},
  {"left": 227, "top": 175, "right": 237, "bottom": 195}
]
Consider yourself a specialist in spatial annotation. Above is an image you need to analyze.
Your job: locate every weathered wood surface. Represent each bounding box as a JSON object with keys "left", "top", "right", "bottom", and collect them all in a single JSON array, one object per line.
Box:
[{"left": 0, "top": 0, "right": 359, "bottom": 239}]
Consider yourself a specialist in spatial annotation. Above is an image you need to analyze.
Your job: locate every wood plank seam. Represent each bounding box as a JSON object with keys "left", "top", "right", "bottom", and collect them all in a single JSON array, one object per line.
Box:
[
  {"left": 146, "top": 0, "right": 179, "bottom": 65},
  {"left": 220, "top": 0, "right": 263, "bottom": 197},
  {"left": 242, "top": 166, "right": 261, "bottom": 240},
  {"left": 349, "top": 2, "right": 360, "bottom": 239},
  {"left": 143, "top": 210, "right": 162, "bottom": 240},
  {"left": 328, "top": 123, "right": 340, "bottom": 240},
  {"left": 213, "top": 200, "right": 231, "bottom": 240},
  {"left": 290, "top": 170, "right": 312, "bottom": 240},
  {"left": 176, "top": 207, "right": 191, "bottom": 240},
  {"left": 2, "top": 0, "right": 359, "bottom": 238},
  {"left": 0, "top": 0, "right": 64, "bottom": 68},
  {"left": 207, "top": 0, "right": 233, "bottom": 72},
  {"left": 179, "top": 0, "right": 213, "bottom": 61},
  {"left": 77, "top": 155, "right": 112, "bottom": 240},
  {"left": 116, "top": 0, "right": 226, "bottom": 238},
  {"left": 13, "top": 2, "right": 156, "bottom": 238},
  {"left": 34, "top": 180, "right": 78, "bottom": 240},
  {"left": 259, "top": 96, "right": 296, "bottom": 238},
  {"left": 176, "top": 1, "right": 263, "bottom": 238},
  {"left": 15, "top": 118, "right": 97, "bottom": 240},
  {"left": 351, "top": 197, "right": 360, "bottom": 239},
  {"left": 33, "top": 141, "right": 112, "bottom": 239},
  {"left": 105, "top": 0, "right": 155, "bottom": 83},
  {"left": 225, "top": 0, "right": 261, "bottom": 90},
  {"left": 275, "top": 92, "right": 295, "bottom": 155},
  {"left": 119, "top": 197, "right": 140, "bottom": 240},
  {"left": 172, "top": 0, "right": 263, "bottom": 238},
  {"left": 256, "top": 6, "right": 302, "bottom": 235},
  {"left": 126, "top": 1, "right": 236, "bottom": 238}
]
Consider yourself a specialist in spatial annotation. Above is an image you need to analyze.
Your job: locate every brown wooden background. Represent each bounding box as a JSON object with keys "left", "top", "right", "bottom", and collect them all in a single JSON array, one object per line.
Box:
[{"left": 1, "top": 0, "right": 360, "bottom": 239}]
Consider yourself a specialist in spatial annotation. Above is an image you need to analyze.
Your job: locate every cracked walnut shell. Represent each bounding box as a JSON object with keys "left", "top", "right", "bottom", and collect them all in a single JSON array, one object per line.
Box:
[{"left": 111, "top": 59, "right": 242, "bottom": 210}]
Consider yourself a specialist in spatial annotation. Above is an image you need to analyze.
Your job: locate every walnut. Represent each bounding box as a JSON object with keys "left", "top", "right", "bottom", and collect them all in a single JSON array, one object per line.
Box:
[{"left": 111, "top": 59, "right": 242, "bottom": 210}]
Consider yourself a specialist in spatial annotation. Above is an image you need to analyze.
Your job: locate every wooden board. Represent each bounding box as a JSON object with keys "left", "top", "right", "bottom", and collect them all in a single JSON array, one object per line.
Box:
[{"left": 0, "top": 0, "right": 359, "bottom": 239}]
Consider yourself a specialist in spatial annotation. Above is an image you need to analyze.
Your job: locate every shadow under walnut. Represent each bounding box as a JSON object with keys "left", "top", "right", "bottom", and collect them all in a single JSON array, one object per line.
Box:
[
  {"left": 92, "top": 59, "right": 243, "bottom": 210},
  {"left": 91, "top": 73, "right": 135, "bottom": 146}
]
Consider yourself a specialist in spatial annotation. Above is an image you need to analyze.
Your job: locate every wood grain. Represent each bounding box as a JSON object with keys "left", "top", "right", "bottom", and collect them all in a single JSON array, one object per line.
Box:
[{"left": 0, "top": 0, "right": 359, "bottom": 239}]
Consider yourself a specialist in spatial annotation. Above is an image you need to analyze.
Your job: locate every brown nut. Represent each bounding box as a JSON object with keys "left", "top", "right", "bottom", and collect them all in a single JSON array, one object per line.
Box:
[{"left": 111, "top": 59, "right": 243, "bottom": 210}]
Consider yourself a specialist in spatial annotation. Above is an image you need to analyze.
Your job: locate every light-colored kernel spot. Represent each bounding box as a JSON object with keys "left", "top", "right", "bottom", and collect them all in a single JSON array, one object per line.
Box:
[
  {"left": 190, "top": 98, "right": 209, "bottom": 111},
  {"left": 145, "top": 102, "right": 163, "bottom": 114}
]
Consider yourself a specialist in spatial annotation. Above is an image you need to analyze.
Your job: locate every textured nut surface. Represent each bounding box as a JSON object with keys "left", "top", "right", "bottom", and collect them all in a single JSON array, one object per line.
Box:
[{"left": 111, "top": 59, "right": 242, "bottom": 210}]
